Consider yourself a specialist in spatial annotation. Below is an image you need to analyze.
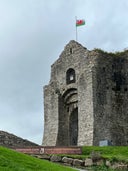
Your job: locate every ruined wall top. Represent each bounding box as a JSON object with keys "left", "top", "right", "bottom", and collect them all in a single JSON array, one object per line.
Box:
[{"left": 49, "top": 40, "right": 128, "bottom": 86}]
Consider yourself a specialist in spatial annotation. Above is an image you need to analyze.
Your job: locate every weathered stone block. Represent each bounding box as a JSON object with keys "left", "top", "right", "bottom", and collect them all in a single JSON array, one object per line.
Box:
[
  {"left": 84, "top": 158, "right": 93, "bottom": 167},
  {"left": 111, "top": 163, "right": 128, "bottom": 170},
  {"left": 73, "top": 159, "right": 84, "bottom": 166},
  {"left": 62, "top": 157, "right": 73, "bottom": 165},
  {"left": 50, "top": 155, "right": 61, "bottom": 162},
  {"left": 37, "top": 154, "right": 50, "bottom": 160},
  {"left": 106, "top": 160, "right": 111, "bottom": 167},
  {"left": 96, "top": 159, "right": 104, "bottom": 166}
]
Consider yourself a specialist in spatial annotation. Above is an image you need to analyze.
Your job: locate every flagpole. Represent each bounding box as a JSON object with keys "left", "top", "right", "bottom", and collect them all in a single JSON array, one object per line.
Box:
[{"left": 75, "top": 16, "right": 78, "bottom": 41}]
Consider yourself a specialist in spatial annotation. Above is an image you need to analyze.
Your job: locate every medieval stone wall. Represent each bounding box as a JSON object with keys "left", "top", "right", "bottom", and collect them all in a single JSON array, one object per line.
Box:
[
  {"left": 43, "top": 84, "right": 59, "bottom": 146},
  {"left": 43, "top": 40, "right": 128, "bottom": 146},
  {"left": 43, "top": 40, "right": 91, "bottom": 146},
  {"left": 92, "top": 51, "right": 128, "bottom": 145},
  {"left": 0, "top": 131, "right": 38, "bottom": 148}
]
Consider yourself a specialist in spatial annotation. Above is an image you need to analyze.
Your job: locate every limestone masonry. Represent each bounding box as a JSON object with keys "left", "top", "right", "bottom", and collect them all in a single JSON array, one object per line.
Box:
[{"left": 43, "top": 40, "right": 128, "bottom": 146}]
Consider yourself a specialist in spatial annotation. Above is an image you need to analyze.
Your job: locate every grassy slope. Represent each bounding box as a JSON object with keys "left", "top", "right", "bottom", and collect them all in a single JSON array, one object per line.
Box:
[
  {"left": 82, "top": 146, "right": 128, "bottom": 162},
  {"left": 59, "top": 146, "right": 128, "bottom": 171},
  {"left": 82, "top": 146, "right": 128, "bottom": 171},
  {"left": 0, "top": 146, "right": 76, "bottom": 171},
  {"left": 0, "top": 146, "right": 127, "bottom": 171},
  {"left": 60, "top": 146, "right": 128, "bottom": 163}
]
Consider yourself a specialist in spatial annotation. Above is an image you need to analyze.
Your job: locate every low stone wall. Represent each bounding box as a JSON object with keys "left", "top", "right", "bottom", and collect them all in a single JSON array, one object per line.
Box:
[
  {"left": 43, "top": 147, "right": 82, "bottom": 154},
  {"left": 34, "top": 155, "right": 128, "bottom": 170},
  {"left": 15, "top": 146, "right": 82, "bottom": 155}
]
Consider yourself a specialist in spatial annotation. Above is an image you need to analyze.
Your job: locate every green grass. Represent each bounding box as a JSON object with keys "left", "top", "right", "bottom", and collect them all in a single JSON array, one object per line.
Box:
[
  {"left": 82, "top": 146, "right": 128, "bottom": 162},
  {"left": 1, "top": 146, "right": 127, "bottom": 171},
  {"left": 0, "top": 146, "right": 76, "bottom": 171},
  {"left": 59, "top": 146, "right": 128, "bottom": 171},
  {"left": 59, "top": 146, "right": 128, "bottom": 163}
]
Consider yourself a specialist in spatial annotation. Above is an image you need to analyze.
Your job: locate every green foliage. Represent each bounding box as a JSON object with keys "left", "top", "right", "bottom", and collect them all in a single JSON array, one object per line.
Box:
[
  {"left": 93, "top": 48, "right": 128, "bottom": 59},
  {"left": 90, "top": 165, "right": 128, "bottom": 171},
  {"left": 0, "top": 146, "right": 76, "bottom": 171},
  {"left": 93, "top": 48, "right": 107, "bottom": 54},
  {"left": 90, "top": 165, "right": 115, "bottom": 171}
]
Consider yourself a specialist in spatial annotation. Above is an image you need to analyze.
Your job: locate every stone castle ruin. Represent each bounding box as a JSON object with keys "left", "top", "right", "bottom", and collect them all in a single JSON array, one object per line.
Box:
[
  {"left": 0, "top": 131, "right": 38, "bottom": 148},
  {"left": 43, "top": 40, "right": 128, "bottom": 146}
]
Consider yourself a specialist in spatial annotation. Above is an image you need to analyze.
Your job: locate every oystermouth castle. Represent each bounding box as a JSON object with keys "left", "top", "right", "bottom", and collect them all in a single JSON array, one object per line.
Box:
[{"left": 43, "top": 40, "right": 128, "bottom": 146}]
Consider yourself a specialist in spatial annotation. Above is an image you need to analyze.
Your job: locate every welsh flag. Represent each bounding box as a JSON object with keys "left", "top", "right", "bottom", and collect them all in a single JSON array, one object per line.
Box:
[{"left": 76, "top": 19, "right": 85, "bottom": 27}]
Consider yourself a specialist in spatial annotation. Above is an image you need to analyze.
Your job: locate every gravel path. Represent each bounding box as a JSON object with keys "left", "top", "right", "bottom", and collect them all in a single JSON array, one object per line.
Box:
[
  {"left": 77, "top": 169, "right": 88, "bottom": 171},
  {"left": 71, "top": 167, "right": 88, "bottom": 171}
]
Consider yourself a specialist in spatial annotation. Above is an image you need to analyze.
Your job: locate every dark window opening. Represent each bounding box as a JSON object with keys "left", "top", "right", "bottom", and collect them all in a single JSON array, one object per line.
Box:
[
  {"left": 66, "top": 68, "right": 76, "bottom": 84},
  {"left": 124, "top": 88, "right": 127, "bottom": 91},
  {"left": 70, "top": 48, "right": 73, "bottom": 54}
]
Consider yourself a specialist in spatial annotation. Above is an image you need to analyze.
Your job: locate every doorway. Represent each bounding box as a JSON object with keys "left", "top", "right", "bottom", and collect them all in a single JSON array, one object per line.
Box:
[{"left": 69, "top": 108, "right": 78, "bottom": 146}]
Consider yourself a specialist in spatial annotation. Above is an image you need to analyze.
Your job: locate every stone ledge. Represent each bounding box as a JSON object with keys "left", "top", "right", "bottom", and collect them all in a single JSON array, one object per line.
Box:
[{"left": 15, "top": 146, "right": 82, "bottom": 155}]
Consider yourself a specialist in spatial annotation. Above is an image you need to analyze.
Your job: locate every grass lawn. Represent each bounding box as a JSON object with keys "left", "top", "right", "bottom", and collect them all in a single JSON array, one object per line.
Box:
[
  {"left": 82, "top": 146, "right": 128, "bottom": 162},
  {"left": 0, "top": 146, "right": 76, "bottom": 171}
]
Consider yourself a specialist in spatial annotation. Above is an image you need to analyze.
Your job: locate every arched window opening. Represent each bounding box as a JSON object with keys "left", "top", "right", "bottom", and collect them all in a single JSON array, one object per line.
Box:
[{"left": 66, "top": 68, "right": 76, "bottom": 84}]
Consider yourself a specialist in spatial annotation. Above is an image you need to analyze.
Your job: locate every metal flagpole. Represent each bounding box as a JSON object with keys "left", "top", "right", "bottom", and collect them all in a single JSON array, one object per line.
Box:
[{"left": 75, "top": 16, "right": 78, "bottom": 41}]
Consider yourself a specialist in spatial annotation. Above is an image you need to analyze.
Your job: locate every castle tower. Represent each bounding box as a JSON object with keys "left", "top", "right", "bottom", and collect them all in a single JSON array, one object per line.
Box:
[{"left": 43, "top": 40, "right": 128, "bottom": 146}]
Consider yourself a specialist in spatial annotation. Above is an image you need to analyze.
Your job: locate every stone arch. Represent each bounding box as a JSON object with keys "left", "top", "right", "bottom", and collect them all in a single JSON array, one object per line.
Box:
[
  {"left": 56, "top": 88, "right": 78, "bottom": 146},
  {"left": 63, "top": 88, "right": 77, "bottom": 104}
]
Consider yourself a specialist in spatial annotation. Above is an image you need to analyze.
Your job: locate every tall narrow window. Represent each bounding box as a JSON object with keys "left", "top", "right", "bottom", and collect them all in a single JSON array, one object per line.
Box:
[
  {"left": 70, "top": 48, "right": 73, "bottom": 54},
  {"left": 66, "top": 68, "right": 76, "bottom": 84}
]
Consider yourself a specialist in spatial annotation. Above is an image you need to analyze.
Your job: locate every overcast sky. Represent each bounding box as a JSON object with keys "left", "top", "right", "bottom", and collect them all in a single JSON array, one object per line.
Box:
[{"left": 0, "top": 0, "right": 128, "bottom": 144}]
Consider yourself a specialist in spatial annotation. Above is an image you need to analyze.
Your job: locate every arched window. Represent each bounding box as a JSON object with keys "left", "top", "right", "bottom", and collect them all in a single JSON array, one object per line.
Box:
[{"left": 66, "top": 68, "right": 76, "bottom": 84}]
